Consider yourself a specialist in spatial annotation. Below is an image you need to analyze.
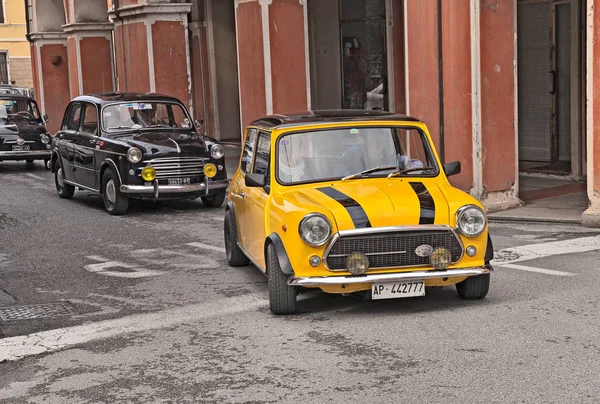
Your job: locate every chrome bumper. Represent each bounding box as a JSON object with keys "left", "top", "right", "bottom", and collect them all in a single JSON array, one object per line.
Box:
[
  {"left": 120, "top": 179, "right": 229, "bottom": 196},
  {"left": 0, "top": 150, "right": 51, "bottom": 159},
  {"left": 287, "top": 265, "right": 492, "bottom": 287}
]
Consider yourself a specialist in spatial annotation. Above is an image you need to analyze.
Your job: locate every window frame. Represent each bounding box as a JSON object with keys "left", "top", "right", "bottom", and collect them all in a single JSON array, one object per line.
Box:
[
  {"left": 240, "top": 127, "right": 259, "bottom": 174},
  {"left": 62, "top": 102, "right": 83, "bottom": 132},
  {"left": 80, "top": 102, "right": 99, "bottom": 136},
  {"left": 252, "top": 131, "right": 272, "bottom": 192}
]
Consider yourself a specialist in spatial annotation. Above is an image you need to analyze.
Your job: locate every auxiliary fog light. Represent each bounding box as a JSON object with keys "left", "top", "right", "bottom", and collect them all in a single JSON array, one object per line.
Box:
[
  {"left": 430, "top": 247, "right": 452, "bottom": 270},
  {"left": 346, "top": 252, "right": 369, "bottom": 275},
  {"left": 141, "top": 166, "right": 156, "bottom": 182},
  {"left": 309, "top": 255, "right": 321, "bottom": 267},
  {"left": 466, "top": 246, "right": 477, "bottom": 257},
  {"left": 204, "top": 163, "right": 217, "bottom": 178}
]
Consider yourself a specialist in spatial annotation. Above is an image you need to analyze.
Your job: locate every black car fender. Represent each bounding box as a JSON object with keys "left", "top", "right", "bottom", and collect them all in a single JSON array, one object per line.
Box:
[
  {"left": 265, "top": 233, "right": 294, "bottom": 275},
  {"left": 50, "top": 150, "right": 60, "bottom": 173},
  {"left": 484, "top": 233, "right": 494, "bottom": 265},
  {"left": 98, "top": 159, "right": 122, "bottom": 193}
]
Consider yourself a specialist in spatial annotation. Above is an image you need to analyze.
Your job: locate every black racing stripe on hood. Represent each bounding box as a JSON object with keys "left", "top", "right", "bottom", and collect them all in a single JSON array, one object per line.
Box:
[
  {"left": 317, "top": 187, "right": 371, "bottom": 229},
  {"left": 409, "top": 182, "right": 435, "bottom": 224}
]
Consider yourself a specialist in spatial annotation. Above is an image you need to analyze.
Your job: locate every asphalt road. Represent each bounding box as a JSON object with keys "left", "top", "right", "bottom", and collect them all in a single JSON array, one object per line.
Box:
[{"left": 1, "top": 161, "right": 600, "bottom": 404}]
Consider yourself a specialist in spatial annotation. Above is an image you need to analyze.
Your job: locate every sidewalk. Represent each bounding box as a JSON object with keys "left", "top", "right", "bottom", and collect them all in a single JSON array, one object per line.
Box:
[{"left": 488, "top": 174, "right": 587, "bottom": 224}]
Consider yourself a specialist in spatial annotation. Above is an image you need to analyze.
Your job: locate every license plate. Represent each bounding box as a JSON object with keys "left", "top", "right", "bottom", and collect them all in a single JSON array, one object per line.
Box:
[
  {"left": 371, "top": 280, "right": 425, "bottom": 300},
  {"left": 12, "top": 145, "right": 30, "bottom": 151},
  {"left": 168, "top": 178, "right": 190, "bottom": 185}
]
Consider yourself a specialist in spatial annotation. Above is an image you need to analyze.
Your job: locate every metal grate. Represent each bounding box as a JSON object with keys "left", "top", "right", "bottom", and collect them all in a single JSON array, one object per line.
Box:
[
  {"left": 0, "top": 302, "right": 78, "bottom": 321},
  {"left": 326, "top": 230, "right": 463, "bottom": 271},
  {"left": 139, "top": 156, "right": 208, "bottom": 180}
]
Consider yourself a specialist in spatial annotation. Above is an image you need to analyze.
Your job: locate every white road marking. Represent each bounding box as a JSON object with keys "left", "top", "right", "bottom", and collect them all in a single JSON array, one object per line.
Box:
[
  {"left": 492, "top": 235, "right": 600, "bottom": 265},
  {"left": 497, "top": 263, "right": 576, "bottom": 277},
  {"left": 0, "top": 294, "right": 264, "bottom": 362},
  {"left": 187, "top": 242, "right": 226, "bottom": 253},
  {"left": 24, "top": 173, "right": 45, "bottom": 180},
  {"left": 84, "top": 257, "right": 163, "bottom": 278}
]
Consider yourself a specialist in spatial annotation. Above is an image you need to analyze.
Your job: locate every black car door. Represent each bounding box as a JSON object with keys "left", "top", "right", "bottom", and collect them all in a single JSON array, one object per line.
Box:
[
  {"left": 55, "top": 102, "right": 82, "bottom": 182},
  {"left": 73, "top": 103, "right": 99, "bottom": 189}
]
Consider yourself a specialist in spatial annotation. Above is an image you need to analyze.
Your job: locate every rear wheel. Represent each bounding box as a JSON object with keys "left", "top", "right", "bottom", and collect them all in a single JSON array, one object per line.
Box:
[
  {"left": 54, "top": 161, "right": 75, "bottom": 199},
  {"left": 456, "top": 274, "right": 490, "bottom": 300},
  {"left": 224, "top": 210, "right": 250, "bottom": 266},
  {"left": 101, "top": 168, "right": 129, "bottom": 215},
  {"left": 201, "top": 190, "right": 226, "bottom": 208},
  {"left": 267, "top": 243, "right": 297, "bottom": 315}
]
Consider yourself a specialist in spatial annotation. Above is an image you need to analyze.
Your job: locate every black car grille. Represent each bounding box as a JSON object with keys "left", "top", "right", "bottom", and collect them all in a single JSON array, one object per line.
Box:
[
  {"left": 325, "top": 230, "right": 464, "bottom": 271},
  {"left": 139, "top": 157, "right": 208, "bottom": 180}
]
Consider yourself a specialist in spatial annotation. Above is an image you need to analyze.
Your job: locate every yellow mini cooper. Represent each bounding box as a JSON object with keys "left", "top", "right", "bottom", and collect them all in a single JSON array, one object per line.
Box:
[{"left": 225, "top": 110, "right": 493, "bottom": 315}]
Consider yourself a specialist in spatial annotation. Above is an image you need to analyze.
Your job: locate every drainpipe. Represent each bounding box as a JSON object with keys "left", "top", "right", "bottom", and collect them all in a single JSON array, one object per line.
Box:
[
  {"left": 24, "top": 0, "right": 31, "bottom": 42},
  {"left": 197, "top": 21, "right": 209, "bottom": 132},
  {"left": 113, "top": 0, "right": 128, "bottom": 92},
  {"left": 437, "top": 0, "right": 445, "bottom": 164}
]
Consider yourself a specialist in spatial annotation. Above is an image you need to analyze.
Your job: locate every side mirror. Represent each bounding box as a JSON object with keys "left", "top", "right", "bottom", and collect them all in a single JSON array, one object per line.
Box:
[
  {"left": 43, "top": 114, "right": 49, "bottom": 123},
  {"left": 245, "top": 173, "right": 266, "bottom": 188},
  {"left": 443, "top": 161, "right": 461, "bottom": 177},
  {"left": 194, "top": 119, "right": 204, "bottom": 128}
]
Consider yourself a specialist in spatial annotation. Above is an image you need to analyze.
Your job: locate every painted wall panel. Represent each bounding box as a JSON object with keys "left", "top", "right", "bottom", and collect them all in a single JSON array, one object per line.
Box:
[
  {"left": 40, "top": 44, "right": 70, "bottom": 133},
  {"left": 80, "top": 37, "right": 113, "bottom": 94},
  {"left": 67, "top": 37, "right": 79, "bottom": 97},
  {"left": 152, "top": 21, "right": 189, "bottom": 107}
]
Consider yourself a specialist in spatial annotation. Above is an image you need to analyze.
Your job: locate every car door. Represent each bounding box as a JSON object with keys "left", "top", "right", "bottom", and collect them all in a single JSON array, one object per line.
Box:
[
  {"left": 55, "top": 102, "right": 82, "bottom": 182},
  {"left": 244, "top": 131, "right": 272, "bottom": 267},
  {"left": 73, "top": 103, "right": 99, "bottom": 189},
  {"left": 231, "top": 127, "right": 258, "bottom": 253}
]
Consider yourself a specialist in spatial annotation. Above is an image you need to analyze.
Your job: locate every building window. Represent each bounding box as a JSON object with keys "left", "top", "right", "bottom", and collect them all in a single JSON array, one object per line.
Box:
[
  {"left": 0, "top": 53, "right": 8, "bottom": 84},
  {"left": 0, "top": 0, "right": 4, "bottom": 24}
]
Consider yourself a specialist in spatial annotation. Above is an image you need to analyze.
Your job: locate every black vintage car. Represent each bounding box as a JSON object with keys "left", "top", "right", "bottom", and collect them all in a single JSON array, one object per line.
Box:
[
  {"left": 0, "top": 93, "right": 52, "bottom": 166},
  {"left": 50, "top": 92, "right": 229, "bottom": 215}
]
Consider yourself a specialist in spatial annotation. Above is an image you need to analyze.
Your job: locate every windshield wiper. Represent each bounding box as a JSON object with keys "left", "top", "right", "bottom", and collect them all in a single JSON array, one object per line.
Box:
[
  {"left": 387, "top": 166, "right": 434, "bottom": 178},
  {"left": 147, "top": 124, "right": 172, "bottom": 128},
  {"left": 341, "top": 165, "right": 397, "bottom": 181},
  {"left": 107, "top": 126, "right": 135, "bottom": 131}
]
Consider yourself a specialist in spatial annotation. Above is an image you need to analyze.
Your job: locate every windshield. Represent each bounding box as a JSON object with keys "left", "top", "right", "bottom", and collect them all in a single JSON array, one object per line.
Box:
[
  {"left": 276, "top": 126, "right": 438, "bottom": 184},
  {"left": 101, "top": 101, "right": 192, "bottom": 132},
  {"left": 0, "top": 99, "right": 41, "bottom": 122}
]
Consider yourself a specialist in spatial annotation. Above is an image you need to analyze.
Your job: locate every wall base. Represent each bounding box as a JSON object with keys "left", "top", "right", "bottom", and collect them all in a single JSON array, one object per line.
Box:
[{"left": 480, "top": 189, "right": 523, "bottom": 213}]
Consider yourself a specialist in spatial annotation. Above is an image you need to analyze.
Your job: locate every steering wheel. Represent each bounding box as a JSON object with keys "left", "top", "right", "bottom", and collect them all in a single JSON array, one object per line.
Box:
[{"left": 15, "top": 111, "right": 35, "bottom": 119}]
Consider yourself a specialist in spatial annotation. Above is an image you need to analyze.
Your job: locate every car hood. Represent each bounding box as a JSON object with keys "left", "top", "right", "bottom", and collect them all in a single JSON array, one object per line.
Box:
[
  {"left": 293, "top": 180, "right": 450, "bottom": 231},
  {"left": 0, "top": 120, "right": 45, "bottom": 141},
  {"left": 116, "top": 131, "right": 206, "bottom": 156}
]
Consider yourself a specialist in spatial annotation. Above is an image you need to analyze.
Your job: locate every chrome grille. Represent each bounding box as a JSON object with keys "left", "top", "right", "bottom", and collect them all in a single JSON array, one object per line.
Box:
[
  {"left": 325, "top": 230, "right": 463, "bottom": 271},
  {"left": 139, "top": 156, "right": 208, "bottom": 179}
]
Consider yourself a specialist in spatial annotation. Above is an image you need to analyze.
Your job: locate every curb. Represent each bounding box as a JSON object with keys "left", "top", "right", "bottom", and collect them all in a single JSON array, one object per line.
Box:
[{"left": 488, "top": 215, "right": 582, "bottom": 225}]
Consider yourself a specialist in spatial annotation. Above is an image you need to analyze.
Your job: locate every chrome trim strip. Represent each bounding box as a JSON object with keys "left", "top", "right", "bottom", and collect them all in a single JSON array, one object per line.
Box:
[
  {"left": 0, "top": 150, "right": 51, "bottom": 157},
  {"left": 328, "top": 250, "right": 407, "bottom": 258},
  {"left": 287, "top": 265, "right": 493, "bottom": 286},
  {"left": 101, "top": 159, "right": 123, "bottom": 189},
  {"left": 144, "top": 157, "right": 209, "bottom": 163},
  {"left": 64, "top": 179, "right": 100, "bottom": 193},
  {"left": 119, "top": 179, "right": 229, "bottom": 194}
]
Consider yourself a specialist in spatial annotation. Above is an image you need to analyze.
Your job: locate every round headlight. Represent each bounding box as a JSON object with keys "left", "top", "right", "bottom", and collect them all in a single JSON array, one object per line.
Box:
[
  {"left": 456, "top": 205, "right": 487, "bottom": 237},
  {"left": 299, "top": 213, "right": 331, "bottom": 247},
  {"left": 127, "top": 147, "right": 143, "bottom": 164},
  {"left": 40, "top": 133, "right": 50, "bottom": 144},
  {"left": 141, "top": 166, "right": 156, "bottom": 182},
  {"left": 210, "top": 144, "right": 225, "bottom": 160}
]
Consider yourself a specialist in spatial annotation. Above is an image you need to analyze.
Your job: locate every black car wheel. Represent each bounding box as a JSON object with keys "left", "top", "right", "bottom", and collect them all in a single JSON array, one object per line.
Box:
[
  {"left": 44, "top": 159, "right": 51, "bottom": 170},
  {"left": 267, "top": 243, "right": 297, "bottom": 315},
  {"left": 54, "top": 161, "right": 75, "bottom": 199},
  {"left": 201, "top": 190, "right": 226, "bottom": 208},
  {"left": 456, "top": 274, "right": 490, "bottom": 300},
  {"left": 224, "top": 209, "right": 250, "bottom": 266},
  {"left": 101, "top": 168, "right": 129, "bottom": 215}
]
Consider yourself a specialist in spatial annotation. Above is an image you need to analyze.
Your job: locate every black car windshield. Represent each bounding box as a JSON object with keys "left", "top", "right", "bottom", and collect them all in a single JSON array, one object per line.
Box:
[
  {"left": 277, "top": 126, "right": 439, "bottom": 185},
  {"left": 0, "top": 99, "right": 41, "bottom": 122},
  {"left": 102, "top": 101, "right": 193, "bottom": 132}
]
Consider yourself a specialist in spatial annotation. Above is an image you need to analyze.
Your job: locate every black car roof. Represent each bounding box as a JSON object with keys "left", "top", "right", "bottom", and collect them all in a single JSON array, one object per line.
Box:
[
  {"left": 71, "top": 92, "right": 185, "bottom": 105},
  {"left": 0, "top": 94, "right": 35, "bottom": 101},
  {"left": 248, "top": 110, "right": 422, "bottom": 129}
]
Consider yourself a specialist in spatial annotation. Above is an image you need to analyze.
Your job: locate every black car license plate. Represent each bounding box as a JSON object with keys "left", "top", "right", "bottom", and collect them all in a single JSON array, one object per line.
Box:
[
  {"left": 168, "top": 178, "right": 190, "bottom": 185},
  {"left": 12, "top": 145, "right": 30, "bottom": 151}
]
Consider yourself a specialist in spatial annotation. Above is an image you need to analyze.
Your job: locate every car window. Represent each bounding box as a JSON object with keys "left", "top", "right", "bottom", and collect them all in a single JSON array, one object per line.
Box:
[
  {"left": 253, "top": 132, "right": 271, "bottom": 186},
  {"left": 241, "top": 128, "right": 258, "bottom": 173},
  {"left": 102, "top": 102, "right": 192, "bottom": 131},
  {"left": 64, "top": 103, "right": 82, "bottom": 131},
  {"left": 80, "top": 104, "right": 98, "bottom": 136}
]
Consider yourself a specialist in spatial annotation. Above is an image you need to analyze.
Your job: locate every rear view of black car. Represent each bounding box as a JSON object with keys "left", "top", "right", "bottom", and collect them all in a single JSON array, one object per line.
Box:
[
  {"left": 50, "top": 92, "right": 229, "bottom": 215},
  {"left": 0, "top": 94, "right": 52, "bottom": 167}
]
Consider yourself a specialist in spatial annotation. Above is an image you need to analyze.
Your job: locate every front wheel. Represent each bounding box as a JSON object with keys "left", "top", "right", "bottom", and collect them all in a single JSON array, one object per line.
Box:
[
  {"left": 224, "top": 209, "right": 250, "bottom": 266},
  {"left": 54, "top": 162, "right": 75, "bottom": 199},
  {"left": 267, "top": 243, "right": 297, "bottom": 315},
  {"left": 101, "top": 169, "right": 129, "bottom": 215},
  {"left": 201, "top": 190, "right": 226, "bottom": 208},
  {"left": 456, "top": 274, "right": 490, "bottom": 300}
]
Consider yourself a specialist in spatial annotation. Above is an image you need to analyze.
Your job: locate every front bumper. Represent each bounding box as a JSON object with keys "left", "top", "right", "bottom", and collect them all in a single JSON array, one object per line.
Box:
[
  {"left": 0, "top": 150, "right": 51, "bottom": 160},
  {"left": 120, "top": 178, "right": 229, "bottom": 197},
  {"left": 287, "top": 265, "right": 492, "bottom": 287}
]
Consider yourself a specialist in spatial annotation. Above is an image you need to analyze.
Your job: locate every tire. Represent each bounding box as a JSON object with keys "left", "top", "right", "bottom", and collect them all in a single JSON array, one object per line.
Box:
[
  {"left": 54, "top": 160, "right": 75, "bottom": 199},
  {"left": 456, "top": 274, "right": 490, "bottom": 300},
  {"left": 224, "top": 209, "right": 250, "bottom": 266},
  {"left": 267, "top": 243, "right": 297, "bottom": 315},
  {"left": 101, "top": 168, "right": 129, "bottom": 215},
  {"left": 44, "top": 159, "right": 51, "bottom": 170},
  {"left": 201, "top": 190, "right": 226, "bottom": 208}
]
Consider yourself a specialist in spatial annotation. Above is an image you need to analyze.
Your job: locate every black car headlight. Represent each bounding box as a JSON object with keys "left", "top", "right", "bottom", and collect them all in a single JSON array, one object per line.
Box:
[
  {"left": 127, "top": 147, "right": 143, "bottom": 164},
  {"left": 40, "top": 133, "right": 50, "bottom": 144},
  {"left": 456, "top": 205, "right": 487, "bottom": 237},
  {"left": 210, "top": 144, "right": 225, "bottom": 160},
  {"left": 299, "top": 213, "right": 332, "bottom": 247}
]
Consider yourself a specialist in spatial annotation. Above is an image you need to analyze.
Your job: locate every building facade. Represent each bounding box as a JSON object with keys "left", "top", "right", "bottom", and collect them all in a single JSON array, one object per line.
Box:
[
  {"left": 1, "top": 0, "right": 32, "bottom": 87},
  {"left": 25, "top": 0, "right": 600, "bottom": 225}
]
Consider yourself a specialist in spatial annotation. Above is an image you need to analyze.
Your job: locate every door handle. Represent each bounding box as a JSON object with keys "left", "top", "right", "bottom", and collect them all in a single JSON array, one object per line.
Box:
[{"left": 89, "top": 139, "right": 96, "bottom": 144}]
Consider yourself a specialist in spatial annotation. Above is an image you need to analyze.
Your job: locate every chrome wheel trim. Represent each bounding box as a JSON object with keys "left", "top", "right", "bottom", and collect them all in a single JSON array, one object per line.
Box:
[
  {"left": 56, "top": 167, "right": 64, "bottom": 189},
  {"left": 106, "top": 179, "right": 116, "bottom": 204}
]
